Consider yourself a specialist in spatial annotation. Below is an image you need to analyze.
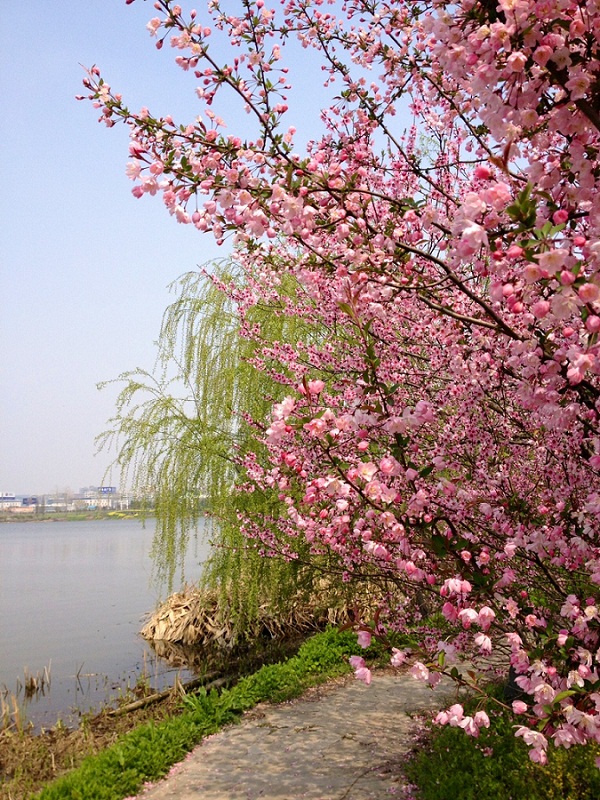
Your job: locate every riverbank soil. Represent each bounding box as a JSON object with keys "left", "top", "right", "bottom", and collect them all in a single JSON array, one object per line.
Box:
[{"left": 0, "top": 689, "right": 183, "bottom": 800}]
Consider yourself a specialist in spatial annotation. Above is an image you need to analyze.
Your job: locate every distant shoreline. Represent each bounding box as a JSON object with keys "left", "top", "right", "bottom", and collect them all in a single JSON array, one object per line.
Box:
[{"left": 0, "top": 510, "right": 154, "bottom": 523}]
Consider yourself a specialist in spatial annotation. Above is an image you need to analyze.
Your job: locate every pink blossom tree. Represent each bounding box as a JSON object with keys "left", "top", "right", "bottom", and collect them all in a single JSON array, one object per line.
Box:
[{"left": 82, "top": 0, "right": 600, "bottom": 762}]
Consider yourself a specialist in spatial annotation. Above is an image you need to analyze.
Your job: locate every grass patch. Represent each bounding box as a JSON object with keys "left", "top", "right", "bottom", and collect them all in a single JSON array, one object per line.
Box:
[
  {"left": 405, "top": 688, "right": 600, "bottom": 800},
  {"left": 32, "top": 628, "right": 360, "bottom": 800}
]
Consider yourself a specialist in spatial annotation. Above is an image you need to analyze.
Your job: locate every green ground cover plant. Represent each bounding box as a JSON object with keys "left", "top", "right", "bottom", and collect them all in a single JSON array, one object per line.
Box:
[
  {"left": 33, "top": 629, "right": 360, "bottom": 800},
  {"left": 405, "top": 688, "right": 600, "bottom": 800}
]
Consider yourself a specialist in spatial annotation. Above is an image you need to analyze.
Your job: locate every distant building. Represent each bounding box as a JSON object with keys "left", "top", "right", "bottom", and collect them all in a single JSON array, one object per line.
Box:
[
  {"left": 73, "top": 486, "right": 127, "bottom": 510},
  {"left": 0, "top": 488, "right": 130, "bottom": 513},
  {"left": 0, "top": 493, "right": 20, "bottom": 510}
]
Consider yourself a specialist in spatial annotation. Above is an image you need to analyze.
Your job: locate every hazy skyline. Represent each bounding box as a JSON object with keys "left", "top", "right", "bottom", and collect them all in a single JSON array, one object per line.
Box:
[{"left": 1, "top": 1, "right": 230, "bottom": 494}]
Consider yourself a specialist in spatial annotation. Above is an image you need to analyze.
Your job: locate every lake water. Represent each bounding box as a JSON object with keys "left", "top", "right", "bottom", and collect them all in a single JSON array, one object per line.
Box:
[{"left": 0, "top": 517, "right": 210, "bottom": 730}]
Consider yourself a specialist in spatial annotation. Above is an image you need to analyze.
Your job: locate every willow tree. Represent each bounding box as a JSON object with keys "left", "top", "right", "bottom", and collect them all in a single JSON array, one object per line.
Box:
[{"left": 99, "top": 261, "right": 343, "bottom": 631}]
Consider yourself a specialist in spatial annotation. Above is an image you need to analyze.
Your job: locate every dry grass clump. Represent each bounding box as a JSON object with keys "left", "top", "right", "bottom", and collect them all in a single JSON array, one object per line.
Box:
[
  {"left": 23, "top": 663, "right": 52, "bottom": 699},
  {"left": 1, "top": 664, "right": 52, "bottom": 733},
  {"left": 0, "top": 692, "right": 23, "bottom": 733},
  {"left": 140, "top": 583, "right": 353, "bottom": 649}
]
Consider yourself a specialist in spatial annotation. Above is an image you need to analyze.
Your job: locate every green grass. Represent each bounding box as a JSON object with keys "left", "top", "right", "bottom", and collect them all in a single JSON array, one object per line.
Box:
[
  {"left": 33, "top": 628, "right": 360, "bottom": 800},
  {"left": 405, "top": 689, "right": 600, "bottom": 800}
]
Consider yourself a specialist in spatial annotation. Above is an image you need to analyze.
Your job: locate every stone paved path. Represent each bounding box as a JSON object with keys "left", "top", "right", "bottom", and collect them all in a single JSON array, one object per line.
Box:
[{"left": 135, "top": 671, "right": 455, "bottom": 800}]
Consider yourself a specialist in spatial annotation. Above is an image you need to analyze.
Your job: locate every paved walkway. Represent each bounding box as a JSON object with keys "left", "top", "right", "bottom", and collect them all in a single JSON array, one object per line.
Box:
[{"left": 135, "top": 670, "right": 456, "bottom": 800}]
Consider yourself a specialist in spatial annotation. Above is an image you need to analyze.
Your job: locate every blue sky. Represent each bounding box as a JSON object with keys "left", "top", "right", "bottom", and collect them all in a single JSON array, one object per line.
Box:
[
  {"left": 0, "top": 1, "right": 400, "bottom": 495},
  {"left": 0, "top": 0, "right": 333, "bottom": 495},
  {"left": 0, "top": 1, "right": 231, "bottom": 494}
]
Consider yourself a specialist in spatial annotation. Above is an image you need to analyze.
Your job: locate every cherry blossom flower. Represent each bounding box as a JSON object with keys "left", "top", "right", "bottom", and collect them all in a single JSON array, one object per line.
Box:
[{"left": 349, "top": 655, "right": 372, "bottom": 685}]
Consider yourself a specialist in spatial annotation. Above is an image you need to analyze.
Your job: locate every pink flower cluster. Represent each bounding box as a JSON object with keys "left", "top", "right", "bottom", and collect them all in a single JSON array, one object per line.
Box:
[{"left": 435, "top": 704, "right": 491, "bottom": 739}]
